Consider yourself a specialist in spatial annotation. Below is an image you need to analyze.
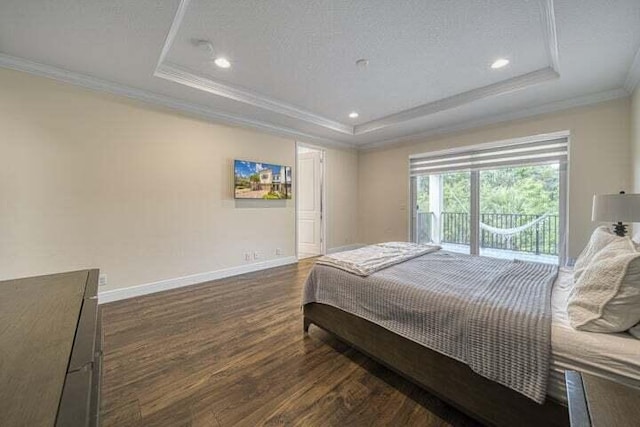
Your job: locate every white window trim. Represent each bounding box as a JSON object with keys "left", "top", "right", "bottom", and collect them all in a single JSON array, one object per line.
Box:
[{"left": 409, "top": 132, "right": 570, "bottom": 266}]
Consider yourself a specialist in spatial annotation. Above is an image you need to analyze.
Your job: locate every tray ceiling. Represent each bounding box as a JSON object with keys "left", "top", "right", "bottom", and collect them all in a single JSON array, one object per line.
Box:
[
  {"left": 0, "top": 0, "right": 638, "bottom": 148},
  {"left": 158, "top": 0, "right": 560, "bottom": 135}
]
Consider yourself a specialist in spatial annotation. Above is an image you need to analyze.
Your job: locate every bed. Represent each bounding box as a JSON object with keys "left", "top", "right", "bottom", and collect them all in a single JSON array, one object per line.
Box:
[
  {"left": 549, "top": 268, "right": 640, "bottom": 400},
  {"left": 302, "top": 248, "right": 640, "bottom": 427}
]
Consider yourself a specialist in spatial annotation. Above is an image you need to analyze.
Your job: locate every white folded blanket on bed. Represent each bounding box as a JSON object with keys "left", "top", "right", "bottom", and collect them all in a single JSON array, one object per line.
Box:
[{"left": 316, "top": 242, "right": 441, "bottom": 276}]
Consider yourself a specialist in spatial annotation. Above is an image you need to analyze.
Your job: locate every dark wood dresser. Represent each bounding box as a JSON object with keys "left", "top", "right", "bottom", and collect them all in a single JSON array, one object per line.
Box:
[{"left": 0, "top": 270, "right": 102, "bottom": 427}]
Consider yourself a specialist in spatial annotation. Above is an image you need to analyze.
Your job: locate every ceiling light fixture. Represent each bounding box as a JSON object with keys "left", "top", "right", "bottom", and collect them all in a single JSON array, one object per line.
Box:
[
  {"left": 349, "top": 112, "right": 359, "bottom": 119},
  {"left": 214, "top": 57, "right": 231, "bottom": 69},
  {"left": 491, "top": 58, "right": 510, "bottom": 69},
  {"left": 355, "top": 59, "right": 369, "bottom": 69},
  {"left": 194, "top": 39, "right": 214, "bottom": 52},
  {"left": 193, "top": 39, "right": 231, "bottom": 69}
]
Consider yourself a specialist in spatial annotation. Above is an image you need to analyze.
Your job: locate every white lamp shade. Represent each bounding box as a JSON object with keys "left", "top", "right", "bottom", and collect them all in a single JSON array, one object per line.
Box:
[{"left": 592, "top": 193, "right": 640, "bottom": 222}]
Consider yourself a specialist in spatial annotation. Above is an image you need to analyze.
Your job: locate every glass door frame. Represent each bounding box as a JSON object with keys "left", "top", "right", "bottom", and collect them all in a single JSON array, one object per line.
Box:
[{"left": 410, "top": 163, "right": 568, "bottom": 266}]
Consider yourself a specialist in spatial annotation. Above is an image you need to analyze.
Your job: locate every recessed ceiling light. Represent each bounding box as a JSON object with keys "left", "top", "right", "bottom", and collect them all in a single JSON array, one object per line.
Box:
[
  {"left": 491, "top": 58, "right": 510, "bottom": 69},
  {"left": 214, "top": 57, "right": 231, "bottom": 69},
  {"left": 349, "top": 112, "right": 359, "bottom": 119}
]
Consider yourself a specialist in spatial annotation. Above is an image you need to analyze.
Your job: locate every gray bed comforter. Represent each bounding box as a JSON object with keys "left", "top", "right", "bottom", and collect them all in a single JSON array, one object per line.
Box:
[{"left": 302, "top": 250, "right": 558, "bottom": 403}]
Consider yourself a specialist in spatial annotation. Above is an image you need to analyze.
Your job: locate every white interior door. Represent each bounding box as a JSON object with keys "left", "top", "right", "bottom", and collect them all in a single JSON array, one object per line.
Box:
[{"left": 298, "top": 150, "right": 322, "bottom": 257}]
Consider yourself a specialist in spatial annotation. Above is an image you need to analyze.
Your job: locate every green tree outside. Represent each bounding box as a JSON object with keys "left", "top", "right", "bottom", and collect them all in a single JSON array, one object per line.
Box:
[
  {"left": 417, "top": 165, "right": 559, "bottom": 215},
  {"left": 416, "top": 164, "right": 560, "bottom": 255}
]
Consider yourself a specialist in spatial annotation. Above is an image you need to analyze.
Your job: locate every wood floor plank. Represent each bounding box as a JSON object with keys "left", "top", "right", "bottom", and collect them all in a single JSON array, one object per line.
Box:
[
  {"left": 101, "top": 259, "right": 479, "bottom": 426},
  {"left": 101, "top": 399, "right": 142, "bottom": 427}
]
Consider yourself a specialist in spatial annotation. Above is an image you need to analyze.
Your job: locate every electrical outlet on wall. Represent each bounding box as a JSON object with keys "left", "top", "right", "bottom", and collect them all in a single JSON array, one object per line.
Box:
[
  {"left": 253, "top": 251, "right": 259, "bottom": 260},
  {"left": 98, "top": 274, "right": 108, "bottom": 286},
  {"left": 275, "top": 248, "right": 282, "bottom": 255}
]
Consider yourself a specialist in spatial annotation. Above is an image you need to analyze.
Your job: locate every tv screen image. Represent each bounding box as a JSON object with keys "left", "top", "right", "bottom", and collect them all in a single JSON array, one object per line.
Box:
[{"left": 234, "top": 160, "right": 292, "bottom": 199}]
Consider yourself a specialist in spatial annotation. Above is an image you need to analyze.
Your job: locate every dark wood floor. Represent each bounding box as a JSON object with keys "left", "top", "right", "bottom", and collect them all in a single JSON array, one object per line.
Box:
[{"left": 101, "top": 259, "right": 479, "bottom": 426}]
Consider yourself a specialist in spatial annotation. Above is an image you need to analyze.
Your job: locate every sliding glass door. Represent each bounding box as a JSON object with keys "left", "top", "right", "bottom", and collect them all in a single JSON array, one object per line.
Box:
[
  {"left": 478, "top": 164, "right": 562, "bottom": 263},
  {"left": 414, "top": 172, "right": 471, "bottom": 254},
  {"left": 410, "top": 138, "right": 567, "bottom": 265}
]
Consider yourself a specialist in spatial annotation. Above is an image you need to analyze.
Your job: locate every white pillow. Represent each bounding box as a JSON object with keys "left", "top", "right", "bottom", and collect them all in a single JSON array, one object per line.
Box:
[
  {"left": 568, "top": 238, "right": 640, "bottom": 332},
  {"left": 573, "top": 226, "right": 620, "bottom": 281}
]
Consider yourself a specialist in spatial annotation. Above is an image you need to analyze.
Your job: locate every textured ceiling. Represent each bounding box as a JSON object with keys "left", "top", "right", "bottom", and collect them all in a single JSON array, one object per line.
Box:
[
  {"left": 0, "top": 0, "right": 639, "bottom": 148},
  {"left": 167, "top": 0, "right": 548, "bottom": 124}
]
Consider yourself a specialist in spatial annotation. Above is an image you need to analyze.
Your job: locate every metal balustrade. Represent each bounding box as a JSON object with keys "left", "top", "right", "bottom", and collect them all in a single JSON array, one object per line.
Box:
[{"left": 417, "top": 211, "right": 559, "bottom": 256}]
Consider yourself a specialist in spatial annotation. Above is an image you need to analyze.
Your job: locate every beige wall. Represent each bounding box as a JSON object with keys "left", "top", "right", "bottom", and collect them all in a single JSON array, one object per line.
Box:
[
  {"left": 358, "top": 98, "right": 632, "bottom": 259},
  {"left": 0, "top": 68, "right": 358, "bottom": 291},
  {"left": 633, "top": 87, "right": 640, "bottom": 238},
  {"left": 633, "top": 88, "right": 640, "bottom": 193},
  {"left": 325, "top": 147, "right": 359, "bottom": 249},
  {"left": 1, "top": 64, "right": 633, "bottom": 292}
]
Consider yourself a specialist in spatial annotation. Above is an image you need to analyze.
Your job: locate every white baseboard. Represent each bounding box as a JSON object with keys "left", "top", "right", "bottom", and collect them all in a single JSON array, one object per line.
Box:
[
  {"left": 326, "top": 243, "right": 365, "bottom": 254},
  {"left": 98, "top": 256, "right": 297, "bottom": 304}
]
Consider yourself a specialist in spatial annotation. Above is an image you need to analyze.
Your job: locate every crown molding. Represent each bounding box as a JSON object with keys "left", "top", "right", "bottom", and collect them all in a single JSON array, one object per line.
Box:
[
  {"left": 624, "top": 45, "right": 640, "bottom": 94},
  {"left": 155, "top": 0, "right": 192, "bottom": 69},
  {"left": 354, "top": 0, "right": 560, "bottom": 135},
  {"left": 4, "top": 0, "right": 631, "bottom": 153},
  {"left": 155, "top": 63, "right": 354, "bottom": 135},
  {"left": 0, "top": 53, "right": 354, "bottom": 149},
  {"left": 354, "top": 67, "right": 559, "bottom": 135},
  {"left": 357, "top": 87, "right": 629, "bottom": 151},
  {"left": 154, "top": 0, "right": 563, "bottom": 137},
  {"left": 153, "top": 0, "right": 354, "bottom": 136},
  {"left": 539, "top": 0, "right": 560, "bottom": 72},
  {"left": 0, "top": 51, "right": 630, "bottom": 153}
]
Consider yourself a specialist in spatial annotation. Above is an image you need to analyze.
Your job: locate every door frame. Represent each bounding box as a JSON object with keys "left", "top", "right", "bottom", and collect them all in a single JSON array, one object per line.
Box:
[
  {"left": 409, "top": 143, "right": 569, "bottom": 266},
  {"left": 295, "top": 142, "right": 326, "bottom": 259}
]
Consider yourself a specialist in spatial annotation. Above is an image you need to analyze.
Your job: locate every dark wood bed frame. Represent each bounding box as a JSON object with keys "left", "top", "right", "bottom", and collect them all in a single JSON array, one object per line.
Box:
[{"left": 303, "top": 303, "right": 569, "bottom": 427}]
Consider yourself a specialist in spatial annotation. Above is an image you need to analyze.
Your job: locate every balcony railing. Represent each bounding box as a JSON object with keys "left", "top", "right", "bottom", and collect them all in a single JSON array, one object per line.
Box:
[{"left": 417, "top": 211, "right": 559, "bottom": 256}]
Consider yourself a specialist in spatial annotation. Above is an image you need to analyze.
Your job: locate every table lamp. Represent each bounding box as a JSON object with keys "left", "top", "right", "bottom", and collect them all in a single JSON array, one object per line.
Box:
[{"left": 592, "top": 191, "right": 640, "bottom": 236}]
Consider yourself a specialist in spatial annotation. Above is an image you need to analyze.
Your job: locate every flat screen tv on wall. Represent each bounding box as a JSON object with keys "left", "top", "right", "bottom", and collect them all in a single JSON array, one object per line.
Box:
[{"left": 234, "top": 160, "right": 292, "bottom": 199}]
